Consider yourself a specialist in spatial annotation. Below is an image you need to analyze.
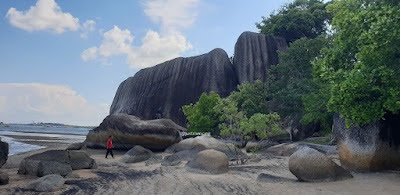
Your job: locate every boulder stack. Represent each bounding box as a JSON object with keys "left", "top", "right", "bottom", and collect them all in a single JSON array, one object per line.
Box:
[{"left": 85, "top": 114, "right": 184, "bottom": 151}]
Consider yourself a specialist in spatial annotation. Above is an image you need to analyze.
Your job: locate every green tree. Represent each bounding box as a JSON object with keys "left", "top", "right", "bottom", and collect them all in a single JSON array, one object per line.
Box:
[
  {"left": 314, "top": 0, "right": 400, "bottom": 125},
  {"left": 182, "top": 92, "right": 222, "bottom": 134},
  {"left": 242, "top": 113, "right": 282, "bottom": 141},
  {"left": 257, "top": 0, "right": 331, "bottom": 43},
  {"left": 229, "top": 80, "right": 269, "bottom": 117},
  {"left": 218, "top": 98, "right": 246, "bottom": 140}
]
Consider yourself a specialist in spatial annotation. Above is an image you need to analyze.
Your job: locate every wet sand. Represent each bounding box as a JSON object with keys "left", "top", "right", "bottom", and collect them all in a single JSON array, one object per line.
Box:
[{"left": 1, "top": 137, "right": 400, "bottom": 194}]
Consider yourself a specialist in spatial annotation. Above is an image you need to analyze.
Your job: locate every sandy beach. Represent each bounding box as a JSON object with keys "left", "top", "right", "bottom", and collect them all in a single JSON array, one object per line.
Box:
[{"left": 1, "top": 135, "right": 400, "bottom": 195}]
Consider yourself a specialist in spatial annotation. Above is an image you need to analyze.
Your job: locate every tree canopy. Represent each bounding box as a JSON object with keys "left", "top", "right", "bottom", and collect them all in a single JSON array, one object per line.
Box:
[
  {"left": 257, "top": 0, "right": 331, "bottom": 43},
  {"left": 314, "top": 0, "right": 400, "bottom": 125}
]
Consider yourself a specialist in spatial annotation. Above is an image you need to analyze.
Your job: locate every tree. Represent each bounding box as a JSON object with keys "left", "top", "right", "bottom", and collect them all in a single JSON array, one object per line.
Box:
[
  {"left": 314, "top": 0, "right": 400, "bottom": 125},
  {"left": 257, "top": 0, "right": 331, "bottom": 43},
  {"left": 218, "top": 98, "right": 246, "bottom": 140},
  {"left": 182, "top": 92, "right": 222, "bottom": 134},
  {"left": 229, "top": 80, "right": 269, "bottom": 117},
  {"left": 242, "top": 113, "right": 282, "bottom": 141}
]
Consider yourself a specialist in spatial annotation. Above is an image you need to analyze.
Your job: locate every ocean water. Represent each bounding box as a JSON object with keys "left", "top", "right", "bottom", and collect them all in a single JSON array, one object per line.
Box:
[{"left": 0, "top": 124, "right": 90, "bottom": 156}]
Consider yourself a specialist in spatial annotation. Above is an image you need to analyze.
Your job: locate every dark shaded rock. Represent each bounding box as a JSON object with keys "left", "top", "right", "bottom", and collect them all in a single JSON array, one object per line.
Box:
[
  {"left": 186, "top": 149, "right": 229, "bottom": 174},
  {"left": 27, "top": 174, "right": 65, "bottom": 192},
  {"left": 85, "top": 114, "right": 184, "bottom": 151},
  {"left": 18, "top": 150, "right": 96, "bottom": 177},
  {"left": 333, "top": 113, "right": 400, "bottom": 172},
  {"left": 165, "top": 135, "right": 246, "bottom": 160},
  {"left": 233, "top": 31, "right": 287, "bottom": 84},
  {"left": 69, "top": 151, "right": 97, "bottom": 170},
  {"left": 0, "top": 139, "right": 9, "bottom": 168},
  {"left": 121, "top": 145, "right": 153, "bottom": 163},
  {"left": 0, "top": 171, "right": 9, "bottom": 185},
  {"left": 257, "top": 173, "right": 294, "bottom": 183},
  {"left": 284, "top": 117, "right": 322, "bottom": 141},
  {"left": 161, "top": 154, "right": 181, "bottom": 166},
  {"left": 110, "top": 48, "right": 238, "bottom": 126},
  {"left": 245, "top": 140, "right": 278, "bottom": 153},
  {"left": 289, "top": 147, "right": 352, "bottom": 182},
  {"left": 66, "top": 142, "right": 84, "bottom": 150}
]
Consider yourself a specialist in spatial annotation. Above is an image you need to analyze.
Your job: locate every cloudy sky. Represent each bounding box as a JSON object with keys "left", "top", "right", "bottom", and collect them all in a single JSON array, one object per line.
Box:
[{"left": 0, "top": 0, "right": 289, "bottom": 126}]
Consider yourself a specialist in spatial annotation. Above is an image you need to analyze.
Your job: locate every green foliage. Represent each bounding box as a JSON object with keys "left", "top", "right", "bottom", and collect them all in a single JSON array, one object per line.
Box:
[
  {"left": 217, "top": 98, "right": 246, "bottom": 139},
  {"left": 229, "top": 80, "right": 269, "bottom": 117},
  {"left": 314, "top": 0, "right": 400, "bottom": 125},
  {"left": 182, "top": 92, "right": 222, "bottom": 134},
  {"left": 257, "top": 0, "right": 331, "bottom": 43},
  {"left": 267, "top": 36, "right": 328, "bottom": 119},
  {"left": 242, "top": 113, "right": 282, "bottom": 140}
]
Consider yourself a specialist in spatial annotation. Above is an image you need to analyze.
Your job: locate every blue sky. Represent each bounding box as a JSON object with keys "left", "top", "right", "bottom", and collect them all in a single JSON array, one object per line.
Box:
[{"left": 0, "top": 0, "right": 289, "bottom": 125}]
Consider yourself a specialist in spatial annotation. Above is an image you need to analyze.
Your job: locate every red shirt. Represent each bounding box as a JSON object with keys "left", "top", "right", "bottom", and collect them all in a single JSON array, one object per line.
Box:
[{"left": 107, "top": 138, "right": 113, "bottom": 149}]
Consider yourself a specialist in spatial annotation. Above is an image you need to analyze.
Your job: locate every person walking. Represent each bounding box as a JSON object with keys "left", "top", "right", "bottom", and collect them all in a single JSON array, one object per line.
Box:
[{"left": 105, "top": 135, "right": 114, "bottom": 158}]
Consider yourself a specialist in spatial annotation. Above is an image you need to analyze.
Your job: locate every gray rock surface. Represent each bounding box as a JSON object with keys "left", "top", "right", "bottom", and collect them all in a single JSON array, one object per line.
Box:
[
  {"left": 233, "top": 31, "right": 287, "bottom": 84},
  {"left": 186, "top": 149, "right": 229, "bottom": 174},
  {"left": 161, "top": 154, "right": 181, "bottom": 166},
  {"left": 0, "top": 139, "right": 9, "bottom": 168},
  {"left": 245, "top": 140, "right": 278, "bottom": 153},
  {"left": 0, "top": 171, "right": 9, "bottom": 185},
  {"left": 145, "top": 155, "right": 163, "bottom": 166},
  {"left": 263, "top": 142, "right": 337, "bottom": 156},
  {"left": 66, "top": 142, "right": 85, "bottom": 150},
  {"left": 166, "top": 135, "right": 246, "bottom": 160},
  {"left": 121, "top": 145, "right": 153, "bottom": 163},
  {"left": 18, "top": 150, "right": 96, "bottom": 177},
  {"left": 85, "top": 114, "right": 184, "bottom": 151},
  {"left": 333, "top": 113, "right": 400, "bottom": 171},
  {"left": 110, "top": 48, "right": 238, "bottom": 126},
  {"left": 289, "top": 147, "right": 352, "bottom": 182},
  {"left": 27, "top": 174, "right": 65, "bottom": 192},
  {"left": 257, "top": 173, "right": 294, "bottom": 183}
]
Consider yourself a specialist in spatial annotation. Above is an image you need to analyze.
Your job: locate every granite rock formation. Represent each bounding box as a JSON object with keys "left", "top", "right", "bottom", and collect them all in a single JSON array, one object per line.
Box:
[
  {"left": 233, "top": 31, "right": 287, "bottom": 84},
  {"left": 85, "top": 114, "right": 184, "bottom": 151},
  {"left": 333, "top": 113, "right": 400, "bottom": 172},
  {"left": 110, "top": 48, "right": 238, "bottom": 126},
  {"left": 0, "top": 139, "right": 8, "bottom": 168},
  {"left": 186, "top": 149, "right": 229, "bottom": 174},
  {"left": 289, "top": 147, "right": 352, "bottom": 182},
  {"left": 121, "top": 145, "right": 153, "bottom": 163}
]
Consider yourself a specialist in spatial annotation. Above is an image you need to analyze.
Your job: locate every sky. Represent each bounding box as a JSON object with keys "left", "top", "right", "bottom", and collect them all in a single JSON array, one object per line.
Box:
[{"left": 0, "top": 0, "right": 289, "bottom": 126}]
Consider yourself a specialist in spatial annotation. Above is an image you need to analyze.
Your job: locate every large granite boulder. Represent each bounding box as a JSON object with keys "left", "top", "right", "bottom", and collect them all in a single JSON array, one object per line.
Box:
[
  {"left": 165, "top": 135, "right": 246, "bottom": 160},
  {"left": 333, "top": 113, "right": 400, "bottom": 172},
  {"left": 66, "top": 142, "right": 85, "bottom": 150},
  {"left": 27, "top": 174, "right": 65, "bottom": 192},
  {"left": 120, "top": 145, "right": 153, "bottom": 163},
  {"left": 186, "top": 149, "right": 229, "bottom": 174},
  {"left": 110, "top": 48, "right": 238, "bottom": 126},
  {"left": 0, "top": 139, "right": 9, "bottom": 168},
  {"left": 233, "top": 31, "right": 287, "bottom": 84},
  {"left": 289, "top": 147, "right": 352, "bottom": 182},
  {"left": 18, "top": 150, "right": 96, "bottom": 177},
  {"left": 85, "top": 114, "right": 184, "bottom": 151},
  {"left": 264, "top": 142, "right": 337, "bottom": 156}
]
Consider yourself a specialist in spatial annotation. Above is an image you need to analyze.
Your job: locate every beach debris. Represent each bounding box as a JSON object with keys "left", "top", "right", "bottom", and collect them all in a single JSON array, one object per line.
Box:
[
  {"left": 186, "top": 149, "right": 229, "bottom": 174},
  {"left": 289, "top": 147, "right": 352, "bottom": 182},
  {"left": 121, "top": 145, "right": 153, "bottom": 163},
  {"left": 27, "top": 174, "right": 65, "bottom": 192}
]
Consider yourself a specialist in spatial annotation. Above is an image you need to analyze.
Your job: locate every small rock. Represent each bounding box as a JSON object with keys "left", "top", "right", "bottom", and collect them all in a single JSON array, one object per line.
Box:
[
  {"left": 65, "top": 172, "right": 80, "bottom": 179},
  {"left": 121, "top": 146, "right": 153, "bottom": 163},
  {"left": 161, "top": 154, "right": 181, "bottom": 166},
  {"left": 27, "top": 174, "right": 65, "bottom": 192},
  {"left": 0, "top": 171, "right": 9, "bottom": 185},
  {"left": 289, "top": 147, "right": 353, "bottom": 182},
  {"left": 66, "top": 142, "right": 84, "bottom": 150},
  {"left": 145, "top": 155, "right": 163, "bottom": 166},
  {"left": 69, "top": 151, "right": 97, "bottom": 170},
  {"left": 186, "top": 149, "right": 229, "bottom": 174},
  {"left": 0, "top": 140, "right": 9, "bottom": 168}
]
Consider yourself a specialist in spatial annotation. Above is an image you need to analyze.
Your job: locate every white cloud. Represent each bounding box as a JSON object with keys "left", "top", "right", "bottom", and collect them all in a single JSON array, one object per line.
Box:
[
  {"left": 82, "top": 26, "right": 192, "bottom": 69},
  {"left": 82, "top": 0, "right": 199, "bottom": 69},
  {"left": 6, "top": 0, "right": 80, "bottom": 34},
  {"left": 0, "top": 83, "right": 108, "bottom": 126},
  {"left": 80, "top": 20, "right": 96, "bottom": 39},
  {"left": 144, "top": 0, "right": 199, "bottom": 33}
]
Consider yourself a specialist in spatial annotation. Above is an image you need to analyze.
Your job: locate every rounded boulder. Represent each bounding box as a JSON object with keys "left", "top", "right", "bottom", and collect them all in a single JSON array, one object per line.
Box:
[{"left": 186, "top": 149, "right": 229, "bottom": 174}]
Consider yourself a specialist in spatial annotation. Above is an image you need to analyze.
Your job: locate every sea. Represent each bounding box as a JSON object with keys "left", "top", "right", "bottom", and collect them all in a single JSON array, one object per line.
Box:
[{"left": 0, "top": 124, "right": 91, "bottom": 156}]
